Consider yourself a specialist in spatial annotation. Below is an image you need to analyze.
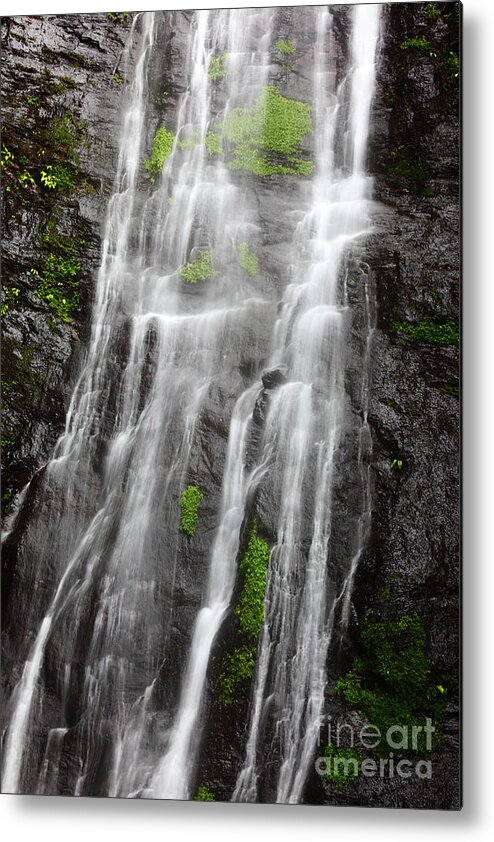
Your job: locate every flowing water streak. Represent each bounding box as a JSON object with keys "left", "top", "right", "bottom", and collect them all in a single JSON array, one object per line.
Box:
[
  {"left": 233, "top": 4, "right": 381, "bottom": 804},
  {"left": 150, "top": 6, "right": 275, "bottom": 801},
  {"left": 1, "top": 13, "right": 156, "bottom": 795}
]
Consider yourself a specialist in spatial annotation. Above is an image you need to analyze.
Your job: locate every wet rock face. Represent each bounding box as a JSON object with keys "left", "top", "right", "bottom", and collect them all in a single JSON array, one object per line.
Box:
[
  {"left": 1, "top": 13, "right": 133, "bottom": 519},
  {"left": 1, "top": 5, "right": 459, "bottom": 808},
  {"left": 313, "top": 2, "right": 460, "bottom": 809}
]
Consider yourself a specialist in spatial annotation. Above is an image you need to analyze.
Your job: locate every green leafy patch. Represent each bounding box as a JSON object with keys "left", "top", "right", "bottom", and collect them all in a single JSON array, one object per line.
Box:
[
  {"left": 179, "top": 484, "right": 203, "bottom": 536},
  {"left": 393, "top": 317, "right": 459, "bottom": 345},
  {"left": 1, "top": 286, "right": 20, "bottom": 316},
  {"left": 179, "top": 250, "right": 215, "bottom": 283},
  {"left": 335, "top": 613, "right": 446, "bottom": 756},
  {"left": 219, "top": 645, "right": 257, "bottom": 705},
  {"left": 400, "top": 36, "right": 432, "bottom": 52},
  {"left": 208, "top": 52, "right": 228, "bottom": 81},
  {"left": 35, "top": 219, "right": 84, "bottom": 323},
  {"left": 238, "top": 243, "right": 259, "bottom": 277},
  {"left": 144, "top": 126, "right": 174, "bottom": 178},
  {"left": 194, "top": 785, "right": 215, "bottom": 801},
  {"left": 235, "top": 522, "right": 270, "bottom": 637},
  {"left": 276, "top": 38, "right": 296, "bottom": 56},
  {"left": 208, "top": 85, "right": 313, "bottom": 177},
  {"left": 323, "top": 745, "right": 364, "bottom": 789}
]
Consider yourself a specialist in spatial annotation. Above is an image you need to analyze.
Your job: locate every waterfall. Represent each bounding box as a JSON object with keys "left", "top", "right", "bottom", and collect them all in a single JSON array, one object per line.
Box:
[
  {"left": 2, "top": 5, "right": 380, "bottom": 801},
  {"left": 233, "top": 5, "right": 381, "bottom": 804}
]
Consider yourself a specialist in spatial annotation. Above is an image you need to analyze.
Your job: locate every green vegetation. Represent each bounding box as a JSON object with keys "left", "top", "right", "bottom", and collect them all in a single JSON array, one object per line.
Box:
[
  {"left": 208, "top": 52, "right": 228, "bottom": 81},
  {"left": 276, "top": 38, "right": 296, "bottom": 56},
  {"left": 2, "top": 145, "right": 35, "bottom": 191},
  {"left": 179, "top": 250, "right": 215, "bottom": 283},
  {"left": 155, "top": 89, "right": 169, "bottom": 105},
  {"left": 438, "top": 383, "right": 459, "bottom": 396},
  {"left": 335, "top": 613, "right": 445, "bottom": 755},
  {"left": 384, "top": 398, "right": 402, "bottom": 412},
  {"left": 207, "top": 85, "right": 313, "bottom": 177},
  {"left": 194, "top": 785, "right": 215, "bottom": 801},
  {"left": 106, "top": 11, "right": 131, "bottom": 23},
  {"left": 387, "top": 147, "right": 431, "bottom": 193},
  {"left": 390, "top": 458, "right": 403, "bottom": 471},
  {"left": 442, "top": 49, "right": 459, "bottom": 79},
  {"left": 50, "top": 76, "right": 81, "bottom": 95},
  {"left": 423, "top": 3, "right": 441, "bottom": 22},
  {"left": 40, "top": 162, "right": 76, "bottom": 192},
  {"left": 219, "top": 645, "right": 257, "bottom": 705},
  {"left": 400, "top": 36, "right": 431, "bottom": 52},
  {"left": 1, "top": 286, "right": 20, "bottom": 316},
  {"left": 218, "top": 522, "right": 270, "bottom": 705},
  {"left": 113, "top": 71, "right": 124, "bottom": 85},
  {"left": 235, "top": 522, "right": 270, "bottom": 637},
  {"left": 144, "top": 126, "right": 174, "bottom": 178},
  {"left": 178, "top": 131, "right": 200, "bottom": 151},
  {"left": 35, "top": 219, "right": 84, "bottom": 323},
  {"left": 393, "top": 317, "right": 459, "bottom": 345},
  {"left": 47, "top": 114, "right": 87, "bottom": 163},
  {"left": 205, "top": 131, "right": 223, "bottom": 157},
  {"left": 323, "top": 745, "right": 363, "bottom": 789},
  {"left": 1, "top": 340, "right": 39, "bottom": 401},
  {"left": 238, "top": 243, "right": 259, "bottom": 277},
  {"left": 400, "top": 11, "right": 459, "bottom": 82},
  {"left": 179, "top": 485, "right": 203, "bottom": 536}
]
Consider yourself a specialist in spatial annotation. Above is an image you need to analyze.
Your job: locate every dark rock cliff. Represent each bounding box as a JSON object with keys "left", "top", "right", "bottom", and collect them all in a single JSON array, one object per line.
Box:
[
  {"left": 1, "top": 13, "right": 134, "bottom": 521},
  {"left": 1, "top": 4, "right": 460, "bottom": 808}
]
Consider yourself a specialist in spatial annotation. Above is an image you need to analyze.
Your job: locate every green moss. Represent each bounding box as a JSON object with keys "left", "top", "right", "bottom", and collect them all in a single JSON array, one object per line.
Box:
[
  {"left": 276, "top": 38, "right": 296, "bottom": 56},
  {"left": 235, "top": 522, "right": 270, "bottom": 637},
  {"left": 212, "top": 85, "right": 313, "bottom": 177},
  {"left": 144, "top": 126, "right": 174, "bottom": 178},
  {"left": 194, "top": 785, "right": 215, "bottom": 801},
  {"left": 218, "top": 522, "right": 271, "bottom": 705},
  {"left": 208, "top": 52, "right": 228, "bottom": 81},
  {"left": 113, "top": 71, "right": 124, "bottom": 85},
  {"left": 393, "top": 317, "right": 459, "bottom": 345},
  {"left": 219, "top": 645, "right": 256, "bottom": 705},
  {"left": 179, "top": 250, "right": 215, "bottom": 284},
  {"left": 400, "top": 36, "right": 432, "bottom": 52},
  {"left": 323, "top": 745, "right": 363, "bottom": 789},
  {"left": 335, "top": 613, "right": 445, "bottom": 756},
  {"left": 179, "top": 484, "right": 203, "bottom": 536},
  {"left": 238, "top": 243, "right": 259, "bottom": 277}
]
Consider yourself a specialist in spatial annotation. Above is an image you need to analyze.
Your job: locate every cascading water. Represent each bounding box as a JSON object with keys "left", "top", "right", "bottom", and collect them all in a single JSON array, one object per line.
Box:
[
  {"left": 2, "top": 5, "right": 380, "bottom": 802},
  {"left": 233, "top": 5, "right": 381, "bottom": 803}
]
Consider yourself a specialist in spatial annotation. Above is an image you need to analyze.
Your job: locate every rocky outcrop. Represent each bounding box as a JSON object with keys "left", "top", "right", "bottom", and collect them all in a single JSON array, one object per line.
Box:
[
  {"left": 1, "top": 13, "right": 135, "bottom": 521},
  {"left": 314, "top": 1, "right": 461, "bottom": 809}
]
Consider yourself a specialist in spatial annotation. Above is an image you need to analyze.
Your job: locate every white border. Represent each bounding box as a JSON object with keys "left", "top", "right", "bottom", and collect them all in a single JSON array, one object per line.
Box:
[{"left": 2, "top": 0, "right": 493, "bottom": 838}]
